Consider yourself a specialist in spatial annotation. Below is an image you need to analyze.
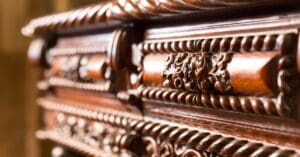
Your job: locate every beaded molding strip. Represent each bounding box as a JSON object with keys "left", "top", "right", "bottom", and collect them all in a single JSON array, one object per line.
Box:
[
  {"left": 139, "top": 34, "right": 280, "bottom": 54},
  {"left": 48, "top": 77, "right": 111, "bottom": 92},
  {"left": 48, "top": 46, "right": 107, "bottom": 57},
  {"left": 37, "top": 98, "right": 300, "bottom": 157}
]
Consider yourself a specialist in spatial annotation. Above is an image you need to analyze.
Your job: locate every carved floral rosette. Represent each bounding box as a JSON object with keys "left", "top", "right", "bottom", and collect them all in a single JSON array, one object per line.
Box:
[{"left": 162, "top": 52, "right": 232, "bottom": 94}]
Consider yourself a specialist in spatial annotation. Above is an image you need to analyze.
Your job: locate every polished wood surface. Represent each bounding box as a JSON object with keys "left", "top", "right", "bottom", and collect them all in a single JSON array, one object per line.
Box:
[{"left": 23, "top": 1, "right": 300, "bottom": 157}]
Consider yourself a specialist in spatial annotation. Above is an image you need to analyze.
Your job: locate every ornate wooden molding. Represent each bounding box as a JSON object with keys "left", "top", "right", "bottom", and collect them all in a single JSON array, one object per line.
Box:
[
  {"left": 162, "top": 52, "right": 232, "bottom": 93},
  {"left": 139, "top": 34, "right": 280, "bottom": 54},
  {"left": 48, "top": 46, "right": 106, "bottom": 57},
  {"left": 138, "top": 86, "right": 281, "bottom": 116},
  {"left": 21, "top": 0, "right": 266, "bottom": 37},
  {"left": 37, "top": 98, "right": 300, "bottom": 157},
  {"left": 51, "top": 56, "right": 81, "bottom": 81},
  {"left": 23, "top": 2, "right": 300, "bottom": 157},
  {"left": 43, "top": 30, "right": 298, "bottom": 118},
  {"left": 37, "top": 130, "right": 116, "bottom": 157},
  {"left": 46, "top": 28, "right": 134, "bottom": 93},
  {"left": 48, "top": 77, "right": 111, "bottom": 92},
  {"left": 137, "top": 27, "right": 299, "bottom": 117},
  {"left": 79, "top": 55, "right": 109, "bottom": 82},
  {"left": 50, "top": 55, "right": 112, "bottom": 83},
  {"left": 276, "top": 34, "right": 298, "bottom": 117}
]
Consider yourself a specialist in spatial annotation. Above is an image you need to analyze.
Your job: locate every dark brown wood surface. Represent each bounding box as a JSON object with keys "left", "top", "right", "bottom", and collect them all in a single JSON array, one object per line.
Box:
[{"left": 23, "top": 1, "right": 300, "bottom": 157}]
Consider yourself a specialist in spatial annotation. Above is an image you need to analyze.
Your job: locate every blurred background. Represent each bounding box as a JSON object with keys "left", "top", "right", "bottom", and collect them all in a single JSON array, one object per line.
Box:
[{"left": 0, "top": 0, "right": 98, "bottom": 156}]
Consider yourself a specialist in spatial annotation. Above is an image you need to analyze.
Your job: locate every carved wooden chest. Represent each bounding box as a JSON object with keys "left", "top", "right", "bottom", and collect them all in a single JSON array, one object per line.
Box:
[{"left": 23, "top": 0, "right": 300, "bottom": 156}]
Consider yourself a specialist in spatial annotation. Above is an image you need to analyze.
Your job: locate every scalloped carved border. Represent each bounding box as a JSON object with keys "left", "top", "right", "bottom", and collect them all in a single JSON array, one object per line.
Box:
[
  {"left": 139, "top": 34, "right": 279, "bottom": 54},
  {"left": 37, "top": 98, "right": 300, "bottom": 157}
]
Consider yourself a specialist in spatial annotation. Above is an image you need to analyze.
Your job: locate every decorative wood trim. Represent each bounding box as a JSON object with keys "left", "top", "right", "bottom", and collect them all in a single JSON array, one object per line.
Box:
[
  {"left": 45, "top": 31, "right": 297, "bottom": 118},
  {"left": 23, "top": 2, "right": 300, "bottom": 157},
  {"left": 139, "top": 34, "right": 279, "bottom": 54},
  {"left": 51, "top": 56, "right": 81, "bottom": 81},
  {"left": 48, "top": 77, "right": 111, "bottom": 92},
  {"left": 276, "top": 34, "right": 298, "bottom": 117},
  {"left": 37, "top": 98, "right": 143, "bottom": 120},
  {"left": 48, "top": 46, "right": 106, "bottom": 57},
  {"left": 37, "top": 98, "right": 300, "bottom": 157},
  {"left": 78, "top": 55, "right": 109, "bottom": 82},
  {"left": 138, "top": 86, "right": 280, "bottom": 116},
  {"left": 21, "top": 0, "right": 265, "bottom": 37},
  {"left": 36, "top": 130, "right": 116, "bottom": 157},
  {"left": 46, "top": 28, "right": 134, "bottom": 94},
  {"left": 137, "top": 28, "right": 298, "bottom": 117},
  {"left": 162, "top": 52, "right": 233, "bottom": 93}
]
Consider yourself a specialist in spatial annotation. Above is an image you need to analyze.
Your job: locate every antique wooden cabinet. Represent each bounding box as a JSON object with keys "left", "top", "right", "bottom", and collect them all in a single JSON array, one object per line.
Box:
[{"left": 23, "top": 0, "right": 300, "bottom": 156}]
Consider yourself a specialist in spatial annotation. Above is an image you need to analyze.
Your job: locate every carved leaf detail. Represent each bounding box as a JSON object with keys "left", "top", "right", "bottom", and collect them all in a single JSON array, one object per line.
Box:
[{"left": 162, "top": 53, "right": 232, "bottom": 93}]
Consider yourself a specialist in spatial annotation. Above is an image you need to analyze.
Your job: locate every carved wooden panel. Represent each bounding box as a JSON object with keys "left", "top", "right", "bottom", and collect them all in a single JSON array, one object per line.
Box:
[
  {"left": 135, "top": 24, "right": 299, "bottom": 118},
  {"left": 40, "top": 28, "right": 136, "bottom": 94},
  {"left": 134, "top": 16, "right": 300, "bottom": 156},
  {"left": 37, "top": 98, "right": 300, "bottom": 157},
  {"left": 23, "top": 1, "right": 300, "bottom": 157}
]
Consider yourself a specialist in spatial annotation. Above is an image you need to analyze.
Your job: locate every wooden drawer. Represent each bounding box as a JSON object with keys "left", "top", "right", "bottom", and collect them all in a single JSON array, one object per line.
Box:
[{"left": 23, "top": 1, "right": 300, "bottom": 156}]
